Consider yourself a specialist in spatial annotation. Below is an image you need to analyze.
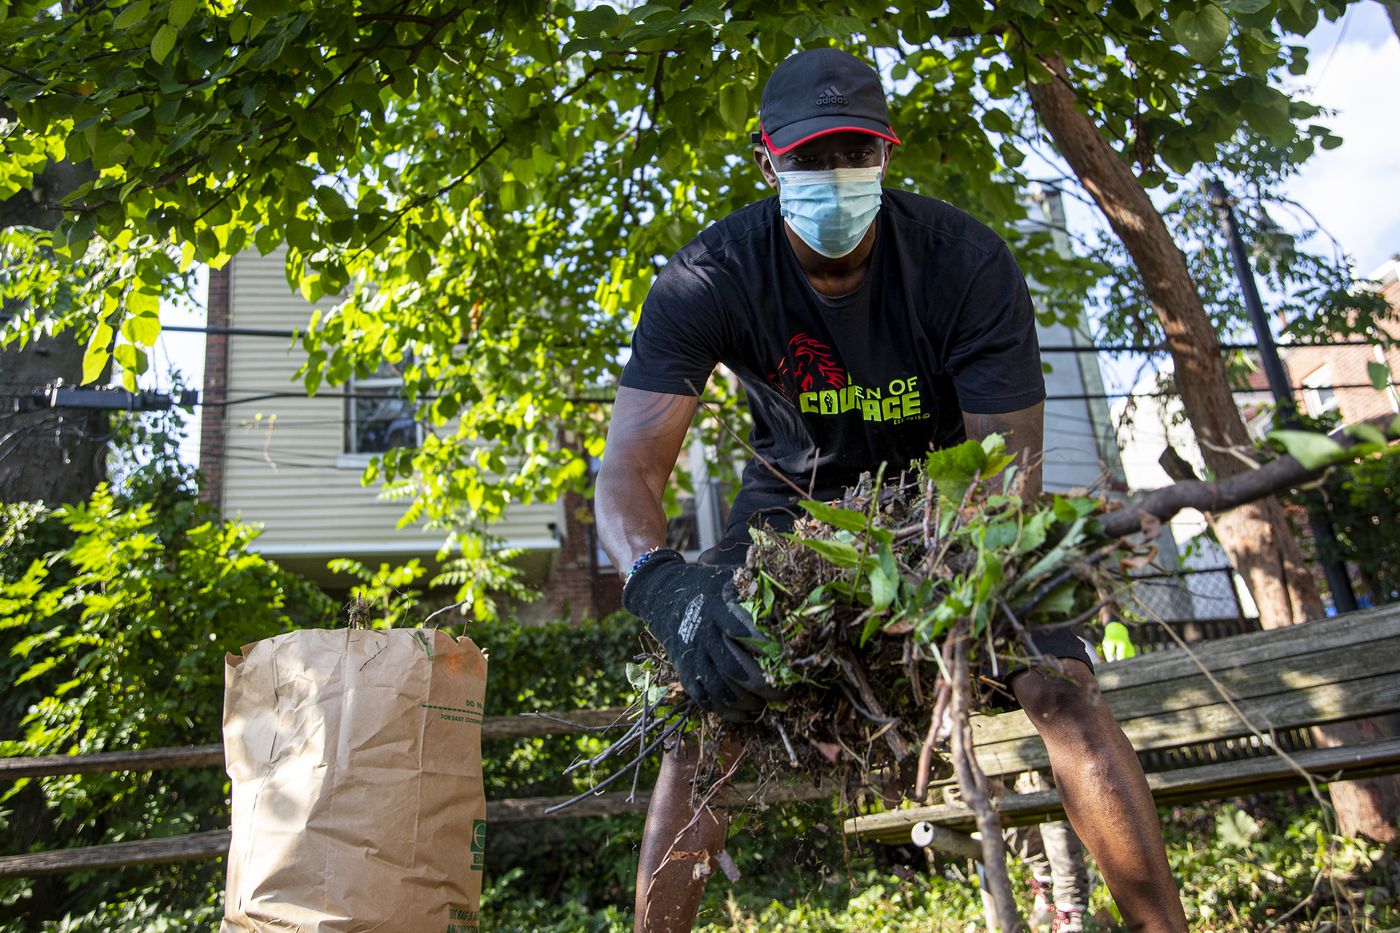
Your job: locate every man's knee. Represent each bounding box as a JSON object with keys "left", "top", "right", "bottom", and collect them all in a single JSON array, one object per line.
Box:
[{"left": 1013, "top": 660, "right": 1109, "bottom": 739}]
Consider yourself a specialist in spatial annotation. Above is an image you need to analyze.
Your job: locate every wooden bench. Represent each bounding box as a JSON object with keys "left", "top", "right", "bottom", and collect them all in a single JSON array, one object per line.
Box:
[{"left": 846, "top": 604, "right": 1400, "bottom": 849}]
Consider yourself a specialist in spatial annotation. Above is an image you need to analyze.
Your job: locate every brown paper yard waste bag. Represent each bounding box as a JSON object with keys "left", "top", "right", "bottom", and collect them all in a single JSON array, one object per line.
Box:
[{"left": 222, "top": 627, "right": 487, "bottom": 932}]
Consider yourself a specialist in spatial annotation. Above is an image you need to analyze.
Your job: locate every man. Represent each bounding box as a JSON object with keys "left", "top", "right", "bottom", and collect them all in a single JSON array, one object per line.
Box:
[{"left": 595, "top": 47, "right": 1188, "bottom": 933}]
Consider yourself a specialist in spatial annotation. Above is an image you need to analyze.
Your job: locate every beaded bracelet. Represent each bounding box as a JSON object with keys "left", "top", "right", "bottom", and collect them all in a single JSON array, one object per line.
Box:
[{"left": 624, "top": 546, "right": 676, "bottom": 588}]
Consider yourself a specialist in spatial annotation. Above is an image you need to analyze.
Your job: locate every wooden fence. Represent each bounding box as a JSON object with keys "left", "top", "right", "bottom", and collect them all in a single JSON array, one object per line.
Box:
[{"left": 0, "top": 706, "right": 828, "bottom": 878}]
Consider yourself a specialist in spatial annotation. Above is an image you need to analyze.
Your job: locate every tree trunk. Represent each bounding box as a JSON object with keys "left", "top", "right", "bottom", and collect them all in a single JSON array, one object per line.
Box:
[
  {"left": 1381, "top": 1, "right": 1400, "bottom": 42},
  {"left": 1026, "top": 53, "right": 1400, "bottom": 845},
  {"left": 1025, "top": 54, "right": 1321, "bottom": 625},
  {"left": 0, "top": 337, "right": 108, "bottom": 505},
  {"left": 0, "top": 100, "right": 106, "bottom": 506}
]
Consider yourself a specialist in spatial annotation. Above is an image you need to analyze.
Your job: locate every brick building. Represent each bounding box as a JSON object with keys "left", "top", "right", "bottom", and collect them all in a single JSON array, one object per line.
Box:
[{"left": 1281, "top": 255, "right": 1400, "bottom": 423}]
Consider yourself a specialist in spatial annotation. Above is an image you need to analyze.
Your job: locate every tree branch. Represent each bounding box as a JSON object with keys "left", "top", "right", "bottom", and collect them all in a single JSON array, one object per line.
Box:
[{"left": 1100, "top": 425, "right": 1396, "bottom": 539}]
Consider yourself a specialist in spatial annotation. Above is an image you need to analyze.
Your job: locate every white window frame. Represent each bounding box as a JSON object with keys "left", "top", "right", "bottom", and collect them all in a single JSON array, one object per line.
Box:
[
  {"left": 1301, "top": 365, "right": 1338, "bottom": 418},
  {"left": 342, "top": 362, "right": 421, "bottom": 462},
  {"left": 1375, "top": 345, "right": 1400, "bottom": 414}
]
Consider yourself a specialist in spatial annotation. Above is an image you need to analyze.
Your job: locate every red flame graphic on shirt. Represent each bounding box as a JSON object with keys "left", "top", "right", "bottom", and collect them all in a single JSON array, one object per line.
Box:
[{"left": 768, "top": 333, "right": 847, "bottom": 400}]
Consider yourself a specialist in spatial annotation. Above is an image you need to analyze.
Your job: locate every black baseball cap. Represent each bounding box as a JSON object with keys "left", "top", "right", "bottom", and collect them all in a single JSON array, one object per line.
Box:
[{"left": 758, "top": 48, "right": 901, "bottom": 155}]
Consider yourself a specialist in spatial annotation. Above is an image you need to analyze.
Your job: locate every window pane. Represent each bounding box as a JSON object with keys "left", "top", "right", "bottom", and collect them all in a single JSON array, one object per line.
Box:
[{"left": 351, "top": 388, "right": 416, "bottom": 454}]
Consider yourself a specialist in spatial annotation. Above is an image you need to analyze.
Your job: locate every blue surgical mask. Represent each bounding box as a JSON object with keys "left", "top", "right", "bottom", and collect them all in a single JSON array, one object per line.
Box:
[{"left": 775, "top": 162, "right": 884, "bottom": 259}]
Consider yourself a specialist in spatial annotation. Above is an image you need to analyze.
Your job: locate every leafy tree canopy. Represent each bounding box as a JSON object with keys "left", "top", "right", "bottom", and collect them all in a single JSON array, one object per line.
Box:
[{"left": 0, "top": 0, "right": 1371, "bottom": 585}]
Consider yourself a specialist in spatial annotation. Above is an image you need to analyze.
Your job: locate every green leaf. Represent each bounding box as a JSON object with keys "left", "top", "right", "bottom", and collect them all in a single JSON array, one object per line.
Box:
[
  {"left": 113, "top": 341, "right": 147, "bottom": 376},
  {"left": 1174, "top": 5, "right": 1231, "bottom": 61},
  {"left": 121, "top": 313, "right": 161, "bottom": 345},
  {"left": 718, "top": 83, "right": 748, "bottom": 129},
  {"left": 984, "top": 518, "right": 1019, "bottom": 550},
  {"left": 1017, "top": 510, "right": 1053, "bottom": 554},
  {"left": 82, "top": 324, "right": 114, "bottom": 385},
  {"left": 1343, "top": 422, "right": 1387, "bottom": 447},
  {"left": 1011, "top": 517, "right": 1088, "bottom": 597},
  {"left": 168, "top": 0, "right": 196, "bottom": 28},
  {"left": 981, "top": 108, "right": 1014, "bottom": 135},
  {"left": 114, "top": 0, "right": 150, "bottom": 30},
  {"left": 869, "top": 563, "right": 897, "bottom": 612},
  {"left": 1269, "top": 429, "right": 1348, "bottom": 470},
  {"left": 1215, "top": 806, "right": 1260, "bottom": 850},
  {"left": 1225, "top": 0, "right": 1271, "bottom": 13},
  {"left": 1052, "top": 495, "right": 1099, "bottom": 521},
  {"left": 151, "top": 24, "right": 178, "bottom": 64},
  {"left": 1368, "top": 360, "right": 1391, "bottom": 391},
  {"left": 924, "top": 438, "right": 989, "bottom": 504},
  {"left": 799, "top": 500, "right": 869, "bottom": 534},
  {"left": 795, "top": 537, "right": 864, "bottom": 570},
  {"left": 1031, "top": 580, "right": 1078, "bottom": 618}
]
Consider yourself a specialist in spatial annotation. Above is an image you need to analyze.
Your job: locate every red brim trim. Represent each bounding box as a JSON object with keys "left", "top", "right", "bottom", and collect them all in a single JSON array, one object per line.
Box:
[{"left": 761, "top": 125, "right": 902, "bottom": 156}]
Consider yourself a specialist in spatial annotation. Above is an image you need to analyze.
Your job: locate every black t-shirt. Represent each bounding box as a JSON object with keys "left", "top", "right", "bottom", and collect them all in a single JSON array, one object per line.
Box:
[{"left": 619, "top": 188, "right": 1044, "bottom": 539}]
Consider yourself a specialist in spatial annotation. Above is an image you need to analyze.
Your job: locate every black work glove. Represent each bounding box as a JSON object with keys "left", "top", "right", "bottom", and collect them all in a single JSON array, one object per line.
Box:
[{"left": 622, "top": 550, "right": 783, "bottom": 721}]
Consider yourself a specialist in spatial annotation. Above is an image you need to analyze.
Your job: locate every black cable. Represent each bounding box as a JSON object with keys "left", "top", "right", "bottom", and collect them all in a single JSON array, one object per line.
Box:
[
  {"left": 2, "top": 381, "right": 1396, "bottom": 409},
  {"left": 156, "top": 323, "right": 1393, "bottom": 354},
  {"left": 192, "top": 379, "right": 1399, "bottom": 407}
]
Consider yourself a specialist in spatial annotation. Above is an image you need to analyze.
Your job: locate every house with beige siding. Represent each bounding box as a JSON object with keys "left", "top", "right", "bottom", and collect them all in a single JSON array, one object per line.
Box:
[{"left": 197, "top": 248, "right": 564, "bottom": 593}]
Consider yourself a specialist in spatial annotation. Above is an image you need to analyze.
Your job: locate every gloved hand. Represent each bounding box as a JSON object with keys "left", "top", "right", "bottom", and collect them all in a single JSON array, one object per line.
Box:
[
  {"left": 622, "top": 549, "right": 782, "bottom": 721},
  {"left": 1101, "top": 621, "right": 1138, "bottom": 662}
]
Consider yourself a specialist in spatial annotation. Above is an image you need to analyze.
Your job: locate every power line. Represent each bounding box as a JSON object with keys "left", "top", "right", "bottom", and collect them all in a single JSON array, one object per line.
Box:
[
  {"left": 158, "top": 323, "right": 1391, "bottom": 355},
  {"left": 4, "top": 379, "right": 1397, "bottom": 412}
]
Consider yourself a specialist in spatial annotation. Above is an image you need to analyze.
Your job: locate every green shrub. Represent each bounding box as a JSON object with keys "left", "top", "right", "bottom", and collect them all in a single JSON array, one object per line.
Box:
[{"left": 0, "top": 417, "right": 335, "bottom": 927}]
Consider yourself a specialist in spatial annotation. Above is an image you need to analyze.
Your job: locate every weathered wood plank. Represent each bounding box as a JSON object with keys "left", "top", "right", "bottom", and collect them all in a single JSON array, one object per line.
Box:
[
  {"left": 0, "top": 707, "right": 637, "bottom": 780},
  {"left": 0, "top": 782, "right": 835, "bottom": 878},
  {"left": 0, "top": 830, "right": 231, "bottom": 879},
  {"left": 0, "top": 746, "right": 224, "bottom": 780},
  {"left": 847, "top": 737, "right": 1400, "bottom": 844},
  {"left": 489, "top": 780, "right": 832, "bottom": 823},
  {"left": 481, "top": 706, "right": 635, "bottom": 742},
  {"left": 971, "top": 633, "right": 1400, "bottom": 747},
  {"left": 1094, "top": 604, "right": 1400, "bottom": 692},
  {"left": 973, "top": 671, "right": 1400, "bottom": 777}
]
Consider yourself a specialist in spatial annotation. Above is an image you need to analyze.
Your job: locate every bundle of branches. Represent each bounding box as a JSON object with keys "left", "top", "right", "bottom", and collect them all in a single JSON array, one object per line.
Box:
[{"left": 702, "top": 436, "right": 1135, "bottom": 803}]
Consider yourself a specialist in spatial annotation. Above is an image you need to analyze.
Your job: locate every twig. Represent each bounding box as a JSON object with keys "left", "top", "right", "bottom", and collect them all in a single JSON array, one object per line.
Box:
[
  {"left": 544, "top": 711, "right": 690, "bottom": 815},
  {"left": 922, "top": 477, "right": 935, "bottom": 549},
  {"left": 776, "top": 720, "right": 798, "bottom": 768},
  {"left": 421, "top": 598, "right": 469, "bottom": 627},
  {"left": 561, "top": 703, "right": 679, "bottom": 775},
  {"left": 948, "top": 628, "right": 1022, "bottom": 931},
  {"left": 914, "top": 676, "right": 950, "bottom": 801},
  {"left": 632, "top": 673, "right": 650, "bottom": 802},
  {"left": 690, "top": 387, "right": 809, "bottom": 500}
]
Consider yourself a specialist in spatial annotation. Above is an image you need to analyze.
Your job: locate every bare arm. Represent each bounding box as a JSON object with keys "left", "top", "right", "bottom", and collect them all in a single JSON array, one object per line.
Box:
[
  {"left": 962, "top": 401, "right": 1045, "bottom": 499},
  {"left": 595, "top": 386, "right": 699, "bottom": 577}
]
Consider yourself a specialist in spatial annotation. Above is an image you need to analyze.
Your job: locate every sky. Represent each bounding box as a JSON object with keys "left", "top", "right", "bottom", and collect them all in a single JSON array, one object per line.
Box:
[
  {"left": 1283, "top": 1, "right": 1400, "bottom": 277},
  {"left": 151, "top": 8, "right": 1400, "bottom": 468}
]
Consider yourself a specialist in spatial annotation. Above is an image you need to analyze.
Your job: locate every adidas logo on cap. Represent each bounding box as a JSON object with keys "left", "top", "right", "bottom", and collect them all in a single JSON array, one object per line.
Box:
[{"left": 815, "top": 85, "right": 848, "bottom": 106}]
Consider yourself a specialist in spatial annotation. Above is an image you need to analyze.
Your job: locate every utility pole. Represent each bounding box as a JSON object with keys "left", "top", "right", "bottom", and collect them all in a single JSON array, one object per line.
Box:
[{"left": 1207, "top": 180, "right": 1359, "bottom": 614}]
